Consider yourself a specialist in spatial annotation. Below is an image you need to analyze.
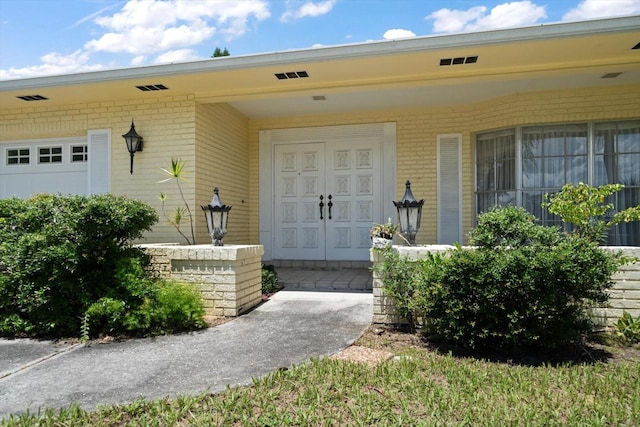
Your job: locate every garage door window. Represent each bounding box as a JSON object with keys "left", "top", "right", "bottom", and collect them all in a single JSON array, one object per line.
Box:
[
  {"left": 6, "top": 148, "right": 30, "bottom": 165},
  {"left": 71, "top": 145, "right": 88, "bottom": 162},
  {"left": 38, "top": 146, "right": 63, "bottom": 164}
]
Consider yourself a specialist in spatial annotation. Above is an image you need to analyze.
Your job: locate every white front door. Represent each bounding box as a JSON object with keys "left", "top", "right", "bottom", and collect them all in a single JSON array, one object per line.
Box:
[
  {"left": 260, "top": 122, "right": 397, "bottom": 262},
  {"left": 272, "top": 138, "right": 382, "bottom": 261}
]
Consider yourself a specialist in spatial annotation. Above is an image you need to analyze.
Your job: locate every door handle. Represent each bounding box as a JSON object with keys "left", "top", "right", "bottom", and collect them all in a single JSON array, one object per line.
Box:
[
  {"left": 319, "top": 195, "right": 324, "bottom": 220},
  {"left": 327, "top": 194, "right": 333, "bottom": 220}
]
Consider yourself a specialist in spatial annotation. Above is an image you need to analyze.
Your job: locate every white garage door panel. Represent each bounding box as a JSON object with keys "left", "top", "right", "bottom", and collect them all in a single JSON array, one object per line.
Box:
[
  {"left": 1, "top": 171, "right": 87, "bottom": 198},
  {"left": 0, "top": 135, "right": 101, "bottom": 199}
]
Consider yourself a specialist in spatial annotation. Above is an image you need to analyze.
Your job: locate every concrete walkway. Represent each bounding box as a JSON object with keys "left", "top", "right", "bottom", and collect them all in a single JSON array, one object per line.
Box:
[{"left": 0, "top": 290, "right": 372, "bottom": 419}]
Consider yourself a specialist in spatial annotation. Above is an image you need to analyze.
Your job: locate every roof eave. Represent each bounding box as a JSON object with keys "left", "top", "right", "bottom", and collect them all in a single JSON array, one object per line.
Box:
[{"left": 1, "top": 15, "right": 639, "bottom": 92}]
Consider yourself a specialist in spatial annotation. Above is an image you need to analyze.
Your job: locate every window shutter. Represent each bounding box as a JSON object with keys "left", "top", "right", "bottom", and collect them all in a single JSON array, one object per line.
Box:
[
  {"left": 87, "top": 129, "right": 111, "bottom": 195},
  {"left": 437, "top": 134, "right": 462, "bottom": 244}
]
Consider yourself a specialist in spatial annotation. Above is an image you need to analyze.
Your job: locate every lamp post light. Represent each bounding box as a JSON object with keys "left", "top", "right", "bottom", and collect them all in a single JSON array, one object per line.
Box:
[
  {"left": 122, "top": 119, "right": 143, "bottom": 174},
  {"left": 201, "top": 187, "right": 232, "bottom": 246},
  {"left": 393, "top": 180, "right": 424, "bottom": 245}
]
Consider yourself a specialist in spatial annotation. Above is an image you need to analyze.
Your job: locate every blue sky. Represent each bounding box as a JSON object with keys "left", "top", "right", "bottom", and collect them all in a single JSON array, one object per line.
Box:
[{"left": 1, "top": 0, "right": 639, "bottom": 80}]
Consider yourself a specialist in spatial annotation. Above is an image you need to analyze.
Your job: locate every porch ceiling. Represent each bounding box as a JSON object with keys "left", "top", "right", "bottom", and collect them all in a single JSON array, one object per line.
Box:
[{"left": 1, "top": 16, "right": 639, "bottom": 119}]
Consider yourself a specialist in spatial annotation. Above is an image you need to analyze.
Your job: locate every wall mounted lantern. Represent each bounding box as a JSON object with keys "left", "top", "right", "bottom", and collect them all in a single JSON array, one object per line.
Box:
[
  {"left": 393, "top": 180, "right": 424, "bottom": 245},
  {"left": 122, "top": 119, "right": 143, "bottom": 174},
  {"left": 201, "top": 187, "right": 232, "bottom": 246}
]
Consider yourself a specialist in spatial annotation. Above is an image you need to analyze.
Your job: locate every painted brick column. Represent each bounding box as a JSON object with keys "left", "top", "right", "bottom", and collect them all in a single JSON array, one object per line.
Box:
[{"left": 141, "top": 244, "right": 264, "bottom": 317}]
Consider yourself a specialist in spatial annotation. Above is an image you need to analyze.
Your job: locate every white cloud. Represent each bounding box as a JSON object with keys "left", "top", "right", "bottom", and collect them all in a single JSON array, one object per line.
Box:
[
  {"left": 86, "top": 0, "right": 270, "bottom": 55},
  {"left": 563, "top": 0, "right": 640, "bottom": 21},
  {"left": 427, "top": 6, "right": 487, "bottom": 33},
  {"left": 0, "top": 50, "right": 104, "bottom": 80},
  {"left": 383, "top": 29, "right": 416, "bottom": 40},
  {"left": 281, "top": 0, "right": 337, "bottom": 22},
  {"left": 426, "top": 1, "right": 547, "bottom": 33},
  {"left": 1, "top": 0, "right": 272, "bottom": 79},
  {"left": 154, "top": 49, "right": 200, "bottom": 64},
  {"left": 130, "top": 56, "right": 147, "bottom": 66}
]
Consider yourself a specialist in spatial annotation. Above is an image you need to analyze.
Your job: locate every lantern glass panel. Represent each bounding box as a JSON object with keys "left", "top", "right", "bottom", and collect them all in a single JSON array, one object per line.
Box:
[{"left": 397, "top": 207, "right": 409, "bottom": 232}]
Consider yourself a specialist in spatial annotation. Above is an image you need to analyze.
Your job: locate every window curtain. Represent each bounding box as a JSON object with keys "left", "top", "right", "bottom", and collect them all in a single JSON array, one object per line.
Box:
[
  {"left": 476, "top": 130, "right": 515, "bottom": 214},
  {"left": 595, "top": 120, "right": 640, "bottom": 245}
]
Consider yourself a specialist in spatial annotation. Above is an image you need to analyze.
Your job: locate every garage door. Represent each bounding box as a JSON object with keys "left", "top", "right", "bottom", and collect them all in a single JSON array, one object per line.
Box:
[{"left": 0, "top": 130, "right": 111, "bottom": 198}]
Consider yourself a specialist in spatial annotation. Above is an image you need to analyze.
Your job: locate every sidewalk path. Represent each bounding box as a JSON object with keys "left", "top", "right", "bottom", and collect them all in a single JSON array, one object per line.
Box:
[{"left": 0, "top": 290, "right": 372, "bottom": 418}]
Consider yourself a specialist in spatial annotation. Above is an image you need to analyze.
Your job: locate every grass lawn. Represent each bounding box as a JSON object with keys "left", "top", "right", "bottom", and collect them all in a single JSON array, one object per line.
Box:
[{"left": 3, "top": 327, "right": 639, "bottom": 426}]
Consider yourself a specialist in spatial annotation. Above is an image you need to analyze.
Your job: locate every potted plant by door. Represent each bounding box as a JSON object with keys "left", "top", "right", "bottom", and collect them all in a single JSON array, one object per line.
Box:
[{"left": 370, "top": 218, "right": 398, "bottom": 249}]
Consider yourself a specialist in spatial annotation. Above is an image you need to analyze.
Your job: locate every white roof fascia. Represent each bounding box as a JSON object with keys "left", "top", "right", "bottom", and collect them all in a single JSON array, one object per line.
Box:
[{"left": 1, "top": 15, "right": 639, "bottom": 92}]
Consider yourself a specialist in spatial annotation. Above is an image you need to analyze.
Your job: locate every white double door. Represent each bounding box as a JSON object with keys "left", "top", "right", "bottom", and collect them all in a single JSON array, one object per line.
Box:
[{"left": 273, "top": 139, "right": 382, "bottom": 261}]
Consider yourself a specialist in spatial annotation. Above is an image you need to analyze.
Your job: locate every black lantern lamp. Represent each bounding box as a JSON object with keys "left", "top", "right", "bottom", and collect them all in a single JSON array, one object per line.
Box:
[
  {"left": 393, "top": 180, "right": 424, "bottom": 245},
  {"left": 122, "top": 119, "right": 143, "bottom": 174},
  {"left": 201, "top": 187, "right": 232, "bottom": 246}
]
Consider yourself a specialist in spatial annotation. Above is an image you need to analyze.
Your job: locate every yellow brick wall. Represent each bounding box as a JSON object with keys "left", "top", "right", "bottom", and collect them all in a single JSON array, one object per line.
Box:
[
  {"left": 194, "top": 103, "right": 250, "bottom": 244},
  {"left": 0, "top": 94, "right": 198, "bottom": 244},
  {"left": 248, "top": 84, "right": 640, "bottom": 246},
  {"left": 2, "top": 84, "right": 639, "bottom": 248}
]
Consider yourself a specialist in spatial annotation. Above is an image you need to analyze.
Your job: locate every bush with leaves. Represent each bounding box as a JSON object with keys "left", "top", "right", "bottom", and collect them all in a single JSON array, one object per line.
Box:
[
  {"left": 261, "top": 264, "right": 281, "bottom": 295},
  {"left": 543, "top": 182, "right": 640, "bottom": 243},
  {"left": 379, "top": 206, "right": 623, "bottom": 350},
  {"left": 0, "top": 194, "right": 162, "bottom": 337},
  {"left": 375, "top": 248, "right": 445, "bottom": 330},
  {"left": 613, "top": 311, "right": 640, "bottom": 346},
  {"left": 82, "top": 258, "right": 206, "bottom": 339}
]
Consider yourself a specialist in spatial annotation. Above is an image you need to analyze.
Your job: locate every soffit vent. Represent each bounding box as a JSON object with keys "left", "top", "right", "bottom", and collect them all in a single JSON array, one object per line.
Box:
[
  {"left": 312, "top": 95, "right": 326, "bottom": 101},
  {"left": 602, "top": 72, "right": 622, "bottom": 79},
  {"left": 275, "top": 71, "right": 309, "bottom": 80},
  {"left": 632, "top": 41, "right": 640, "bottom": 50},
  {"left": 16, "top": 94, "right": 48, "bottom": 101},
  {"left": 440, "top": 56, "right": 478, "bottom": 66},
  {"left": 136, "top": 84, "right": 169, "bottom": 91}
]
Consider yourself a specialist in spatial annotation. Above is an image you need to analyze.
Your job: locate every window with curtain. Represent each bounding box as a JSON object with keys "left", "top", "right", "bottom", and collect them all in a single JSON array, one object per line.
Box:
[
  {"left": 475, "top": 129, "right": 516, "bottom": 214},
  {"left": 522, "top": 124, "right": 588, "bottom": 228},
  {"left": 594, "top": 120, "right": 640, "bottom": 245},
  {"left": 475, "top": 119, "right": 639, "bottom": 246}
]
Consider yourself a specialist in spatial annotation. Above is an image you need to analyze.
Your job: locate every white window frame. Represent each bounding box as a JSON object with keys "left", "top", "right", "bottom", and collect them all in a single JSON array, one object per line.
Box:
[
  {"left": 37, "top": 145, "right": 64, "bottom": 165},
  {"left": 5, "top": 147, "right": 30, "bottom": 166},
  {"left": 70, "top": 144, "right": 88, "bottom": 163}
]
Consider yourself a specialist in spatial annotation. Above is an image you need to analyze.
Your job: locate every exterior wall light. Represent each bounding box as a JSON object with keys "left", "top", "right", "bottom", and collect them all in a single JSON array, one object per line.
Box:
[
  {"left": 122, "top": 119, "right": 143, "bottom": 174},
  {"left": 201, "top": 187, "right": 232, "bottom": 246},
  {"left": 393, "top": 180, "right": 424, "bottom": 245}
]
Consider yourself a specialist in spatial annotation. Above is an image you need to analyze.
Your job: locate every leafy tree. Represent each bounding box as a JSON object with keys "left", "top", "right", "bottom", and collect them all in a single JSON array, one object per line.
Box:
[
  {"left": 543, "top": 182, "right": 640, "bottom": 243},
  {"left": 212, "top": 47, "right": 230, "bottom": 57}
]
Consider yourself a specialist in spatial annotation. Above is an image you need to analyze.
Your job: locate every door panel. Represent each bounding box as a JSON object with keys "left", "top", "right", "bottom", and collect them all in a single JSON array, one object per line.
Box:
[
  {"left": 273, "top": 139, "right": 381, "bottom": 261},
  {"left": 325, "top": 140, "right": 381, "bottom": 260},
  {"left": 273, "top": 143, "right": 325, "bottom": 260}
]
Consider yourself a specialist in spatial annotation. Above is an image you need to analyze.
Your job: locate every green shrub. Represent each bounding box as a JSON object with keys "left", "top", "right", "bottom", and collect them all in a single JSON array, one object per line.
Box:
[
  {"left": 82, "top": 280, "right": 206, "bottom": 339},
  {"left": 261, "top": 264, "right": 281, "bottom": 294},
  {"left": 148, "top": 280, "right": 206, "bottom": 333},
  {"left": 375, "top": 248, "right": 445, "bottom": 330},
  {"left": 0, "top": 194, "right": 158, "bottom": 337},
  {"left": 436, "top": 207, "right": 619, "bottom": 349},
  {"left": 613, "top": 311, "right": 640, "bottom": 345},
  {"left": 378, "top": 206, "right": 622, "bottom": 350}
]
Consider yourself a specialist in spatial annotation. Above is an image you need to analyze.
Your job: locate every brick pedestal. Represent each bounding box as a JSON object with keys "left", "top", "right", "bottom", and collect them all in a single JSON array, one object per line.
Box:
[{"left": 141, "top": 244, "right": 264, "bottom": 317}]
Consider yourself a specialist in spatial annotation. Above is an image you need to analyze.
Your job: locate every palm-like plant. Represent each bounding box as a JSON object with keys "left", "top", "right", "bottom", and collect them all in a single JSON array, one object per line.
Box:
[{"left": 159, "top": 158, "right": 195, "bottom": 245}]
